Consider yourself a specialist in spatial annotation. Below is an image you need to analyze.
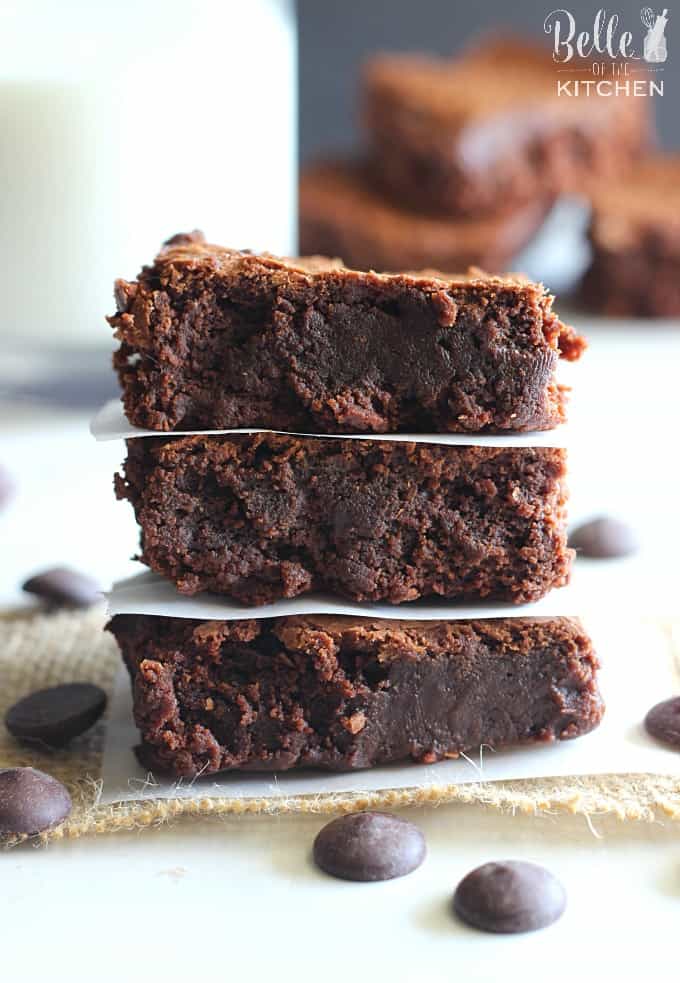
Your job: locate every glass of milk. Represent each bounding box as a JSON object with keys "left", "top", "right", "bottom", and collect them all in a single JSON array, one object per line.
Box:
[{"left": 0, "top": 0, "right": 297, "bottom": 348}]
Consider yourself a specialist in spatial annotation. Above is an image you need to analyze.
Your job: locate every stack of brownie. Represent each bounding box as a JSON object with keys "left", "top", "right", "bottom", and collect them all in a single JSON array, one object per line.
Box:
[
  {"left": 300, "top": 36, "right": 651, "bottom": 277},
  {"left": 105, "top": 231, "right": 603, "bottom": 778}
]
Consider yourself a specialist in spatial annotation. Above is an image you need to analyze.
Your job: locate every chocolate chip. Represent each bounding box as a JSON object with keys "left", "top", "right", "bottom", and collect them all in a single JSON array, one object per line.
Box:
[
  {"left": 22, "top": 567, "right": 101, "bottom": 608},
  {"left": 644, "top": 697, "right": 680, "bottom": 748},
  {"left": 5, "top": 683, "right": 107, "bottom": 747},
  {"left": 313, "top": 811, "right": 426, "bottom": 881},
  {"left": 453, "top": 861, "right": 566, "bottom": 933},
  {"left": 0, "top": 767, "right": 72, "bottom": 837},
  {"left": 568, "top": 517, "right": 638, "bottom": 558}
]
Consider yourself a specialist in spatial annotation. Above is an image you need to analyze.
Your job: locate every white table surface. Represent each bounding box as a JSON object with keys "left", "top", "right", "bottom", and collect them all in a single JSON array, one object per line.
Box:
[{"left": 1, "top": 318, "right": 680, "bottom": 980}]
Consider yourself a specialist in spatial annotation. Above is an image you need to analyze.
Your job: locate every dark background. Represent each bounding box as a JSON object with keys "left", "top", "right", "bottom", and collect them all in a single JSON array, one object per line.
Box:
[{"left": 298, "top": 0, "right": 678, "bottom": 161}]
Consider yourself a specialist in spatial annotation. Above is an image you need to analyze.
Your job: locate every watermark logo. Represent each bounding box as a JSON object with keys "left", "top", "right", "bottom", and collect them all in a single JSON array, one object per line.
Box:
[
  {"left": 641, "top": 7, "right": 668, "bottom": 62},
  {"left": 543, "top": 7, "right": 669, "bottom": 96}
]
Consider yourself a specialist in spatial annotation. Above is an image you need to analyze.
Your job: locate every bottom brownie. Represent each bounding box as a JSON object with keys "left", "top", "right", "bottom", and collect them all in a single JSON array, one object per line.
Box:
[{"left": 108, "top": 614, "right": 603, "bottom": 778}]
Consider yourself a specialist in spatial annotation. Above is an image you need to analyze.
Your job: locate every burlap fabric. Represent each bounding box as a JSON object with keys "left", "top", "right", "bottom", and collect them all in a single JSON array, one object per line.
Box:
[{"left": 2, "top": 607, "right": 680, "bottom": 848}]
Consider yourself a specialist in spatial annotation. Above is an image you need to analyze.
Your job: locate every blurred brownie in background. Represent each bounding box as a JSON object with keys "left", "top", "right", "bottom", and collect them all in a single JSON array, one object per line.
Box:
[
  {"left": 363, "top": 37, "right": 652, "bottom": 217},
  {"left": 581, "top": 156, "right": 680, "bottom": 318},
  {"left": 299, "top": 159, "right": 551, "bottom": 274}
]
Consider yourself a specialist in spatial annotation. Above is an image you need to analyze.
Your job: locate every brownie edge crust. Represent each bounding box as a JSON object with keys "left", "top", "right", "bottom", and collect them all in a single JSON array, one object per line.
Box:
[
  {"left": 116, "top": 434, "right": 573, "bottom": 606},
  {"left": 108, "top": 614, "right": 603, "bottom": 778}
]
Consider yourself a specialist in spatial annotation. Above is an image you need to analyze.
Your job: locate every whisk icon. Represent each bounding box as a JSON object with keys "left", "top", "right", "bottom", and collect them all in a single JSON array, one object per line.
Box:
[{"left": 641, "top": 7, "right": 669, "bottom": 63}]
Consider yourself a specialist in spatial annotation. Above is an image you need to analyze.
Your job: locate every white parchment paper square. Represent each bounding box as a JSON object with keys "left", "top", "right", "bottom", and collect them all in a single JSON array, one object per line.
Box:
[
  {"left": 106, "top": 570, "right": 582, "bottom": 621},
  {"left": 99, "top": 616, "right": 680, "bottom": 805},
  {"left": 91, "top": 398, "right": 570, "bottom": 448}
]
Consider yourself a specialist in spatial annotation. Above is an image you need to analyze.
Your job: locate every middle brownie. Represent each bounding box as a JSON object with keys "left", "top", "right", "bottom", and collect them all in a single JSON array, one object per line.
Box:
[{"left": 116, "top": 433, "right": 571, "bottom": 606}]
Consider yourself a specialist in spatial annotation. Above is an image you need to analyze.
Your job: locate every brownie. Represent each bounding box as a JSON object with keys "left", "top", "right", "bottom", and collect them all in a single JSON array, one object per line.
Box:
[
  {"left": 115, "top": 433, "right": 572, "bottom": 605},
  {"left": 363, "top": 38, "right": 651, "bottom": 217},
  {"left": 107, "top": 613, "right": 603, "bottom": 777},
  {"left": 109, "top": 231, "right": 585, "bottom": 434},
  {"left": 299, "top": 159, "right": 552, "bottom": 274},
  {"left": 580, "top": 156, "right": 680, "bottom": 317}
]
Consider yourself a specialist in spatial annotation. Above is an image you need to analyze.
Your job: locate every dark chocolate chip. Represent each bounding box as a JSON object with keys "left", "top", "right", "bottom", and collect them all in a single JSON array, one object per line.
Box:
[
  {"left": 22, "top": 567, "right": 101, "bottom": 608},
  {"left": 5, "top": 683, "right": 107, "bottom": 747},
  {"left": 313, "top": 811, "right": 426, "bottom": 881},
  {"left": 453, "top": 861, "right": 566, "bottom": 934},
  {"left": 568, "top": 517, "right": 639, "bottom": 558},
  {"left": 0, "top": 767, "right": 72, "bottom": 837},
  {"left": 644, "top": 697, "right": 680, "bottom": 748}
]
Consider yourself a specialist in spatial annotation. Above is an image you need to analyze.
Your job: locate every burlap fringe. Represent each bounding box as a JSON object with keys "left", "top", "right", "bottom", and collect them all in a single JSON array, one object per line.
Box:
[{"left": 2, "top": 608, "right": 680, "bottom": 848}]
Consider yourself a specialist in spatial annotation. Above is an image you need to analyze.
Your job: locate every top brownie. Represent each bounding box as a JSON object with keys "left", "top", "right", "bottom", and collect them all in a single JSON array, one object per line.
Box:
[
  {"left": 363, "top": 38, "right": 651, "bottom": 216},
  {"left": 110, "top": 231, "right": 584, "bottom": 434}
]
